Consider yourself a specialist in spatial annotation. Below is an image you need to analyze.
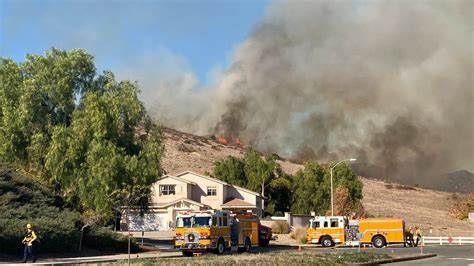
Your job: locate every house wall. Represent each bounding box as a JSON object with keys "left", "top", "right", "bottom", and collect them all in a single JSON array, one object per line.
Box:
[
  {"left": 187, "top": 183, "right": 193, "bottom": 199},
  {"left": 179, "top": 172, "right": 226, "bottom": 209},
  {"left": 226, "top": 186, "right": 263, "bottom": 217},
  {"left": 226, "top": 186, "right": 259, "bottom": 206},
  {"left": 151, "top": 177, "right": 189, "bottom": 204}
]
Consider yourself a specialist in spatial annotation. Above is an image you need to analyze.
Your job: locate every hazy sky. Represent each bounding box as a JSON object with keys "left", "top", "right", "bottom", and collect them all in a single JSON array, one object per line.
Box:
[{"left": 0, "top": 0, "right": 269, "bottom": 84}]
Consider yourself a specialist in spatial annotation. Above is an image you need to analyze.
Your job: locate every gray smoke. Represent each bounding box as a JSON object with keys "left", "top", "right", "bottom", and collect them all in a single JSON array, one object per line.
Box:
[{"left": 150, "top": 0, "right": 473, "bottom": 183}]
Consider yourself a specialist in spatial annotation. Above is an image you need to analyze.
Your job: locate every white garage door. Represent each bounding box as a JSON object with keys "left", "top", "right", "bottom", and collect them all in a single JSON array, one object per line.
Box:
[{"left": 128, "top": 212, "right": 169, "bottom": 231}]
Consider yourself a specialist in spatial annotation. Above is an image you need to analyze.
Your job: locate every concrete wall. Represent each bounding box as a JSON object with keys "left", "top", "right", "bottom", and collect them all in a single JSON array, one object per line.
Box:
[
  {"left": 290, "top": 214, "right": 312, "bottom": 228},
  {"left": 261, "top": 212, "right": 313, "bottom": 231}
]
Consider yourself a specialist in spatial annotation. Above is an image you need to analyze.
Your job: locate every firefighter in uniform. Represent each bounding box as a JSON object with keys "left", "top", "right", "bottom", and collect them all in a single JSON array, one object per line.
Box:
[
  {"left": 415, "top": 226, "right": 423, "bottom": 247},
  {"left": 22, "top": 223, "right": 37, "bottom": 263},
  {"left": 406, "top": 226, "right": 415, "bottom": 247}
]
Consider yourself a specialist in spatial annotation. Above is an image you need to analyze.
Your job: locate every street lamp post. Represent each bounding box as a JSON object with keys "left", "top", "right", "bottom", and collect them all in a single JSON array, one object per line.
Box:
[{"left": 330, "top": 158, "right": 357, "bottom": 216}]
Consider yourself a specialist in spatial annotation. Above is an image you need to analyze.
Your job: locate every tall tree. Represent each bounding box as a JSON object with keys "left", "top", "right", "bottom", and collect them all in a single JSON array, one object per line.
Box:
[
  {"left": 213, "top": 156, "right": 246, "bottom": 187},
  {"left": 291, "top": 161, "right": 330, "bottom": 214},
  {"left": 0, "top": 49, "right": 95, "bottom": 169},
  {"left": 244, "top": 148, "right": 275, "bottom": 196},
  {"left": 291, "top": 160, "right": 363, "bottom": 215},
  {"left": 0, "top": 49, "right": 164, "bottom": 218},
  {"left": 212, "top": 148, "right": 292, "bottom": 216}
]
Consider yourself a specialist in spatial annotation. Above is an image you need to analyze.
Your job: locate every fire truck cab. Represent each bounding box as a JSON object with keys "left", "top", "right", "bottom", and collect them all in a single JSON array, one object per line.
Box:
[
  {"left": 175, "top": 210, "right": 259, "bottom": 256},
  {"left": 307, "top": 216, "right": 347, "bottom": 247},
  {"left": 307, "top": 216, "right": 406, "bottom": 248}
]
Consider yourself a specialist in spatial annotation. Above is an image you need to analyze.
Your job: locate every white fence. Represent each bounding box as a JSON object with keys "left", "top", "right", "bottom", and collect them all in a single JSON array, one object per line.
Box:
[{"left": 422, "top": 236, "right": 474, "bottom": 245}]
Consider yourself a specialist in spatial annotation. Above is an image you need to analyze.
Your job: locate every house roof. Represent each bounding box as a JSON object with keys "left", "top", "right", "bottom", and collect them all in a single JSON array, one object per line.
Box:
[
  {"left": 152, "top": 198, "right": 205, "bottom": 208},
  {"left": 221, "top": 198, "right": 256, "bottom": 208},
  {"left": 176, "top": 171, "right": 261, "bottom": 197},
  {"left": 158, "top": 174, "right": 197, "bottom": 185}
]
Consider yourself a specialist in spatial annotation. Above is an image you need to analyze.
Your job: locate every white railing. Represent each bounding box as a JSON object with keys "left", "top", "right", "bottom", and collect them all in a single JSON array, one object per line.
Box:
[{"left": 422, "top": 236, "right": 474, "bottom": 245}]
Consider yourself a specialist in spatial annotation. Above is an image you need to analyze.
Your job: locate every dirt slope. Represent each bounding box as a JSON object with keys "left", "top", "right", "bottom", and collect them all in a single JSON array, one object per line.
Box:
[{"left": 161, "top": 127, "right": 474, "bottom": 236}]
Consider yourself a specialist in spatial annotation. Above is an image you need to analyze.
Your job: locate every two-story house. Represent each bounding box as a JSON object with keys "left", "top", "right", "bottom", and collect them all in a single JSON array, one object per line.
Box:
[{"left": 122, "top": 171, "right": 263, "bottom": 231}]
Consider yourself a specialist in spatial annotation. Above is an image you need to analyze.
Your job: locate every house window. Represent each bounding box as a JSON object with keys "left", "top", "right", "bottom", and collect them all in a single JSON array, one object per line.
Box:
[
  {"left": 160, "top": 185, "right": 176, "bottom": 196},
  {"left": 207, "top": 186, "right": 217, "bottom": 196}
]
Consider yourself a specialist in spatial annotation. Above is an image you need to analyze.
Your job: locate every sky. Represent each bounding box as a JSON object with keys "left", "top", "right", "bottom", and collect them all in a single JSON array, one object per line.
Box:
[{"left": 0, "top": 0, "right": 269, "bottom": 84}]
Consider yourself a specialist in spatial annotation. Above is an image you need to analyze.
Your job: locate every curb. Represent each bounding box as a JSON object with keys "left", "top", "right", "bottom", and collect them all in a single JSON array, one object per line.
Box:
[
  {"left": 344, "top": 253, "right": 437, "bottom": 265},
  {"left": 0, "top": 253, "right": 184, "bottom": 265}
]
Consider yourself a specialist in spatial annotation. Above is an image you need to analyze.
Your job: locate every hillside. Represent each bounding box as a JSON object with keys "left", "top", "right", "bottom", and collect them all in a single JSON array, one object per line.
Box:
[
  {"left": 443, "top": 170, "right": 473, "bottom": 193},
  {"left": 161, "top": 127, "right": 474, "bottom": 236}
]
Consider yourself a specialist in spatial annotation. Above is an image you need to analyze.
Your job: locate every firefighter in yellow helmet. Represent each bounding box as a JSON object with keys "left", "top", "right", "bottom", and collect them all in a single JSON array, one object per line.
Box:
[
  {"left": 22, "top": 223, "right": 37, "bottom": 263},
  {"left": 414, "top": 226, "right": 423, "bottom": 247},
  {"left": 406, "top": 226, "right": 415, "bottom": 247}
]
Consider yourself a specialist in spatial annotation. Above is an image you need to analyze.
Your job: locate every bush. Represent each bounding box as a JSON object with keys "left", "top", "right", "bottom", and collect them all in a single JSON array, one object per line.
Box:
[
  {"left": 450, "top": 192, "right": 474, "bottom": 220},
  {"left": 271, "top": 221, "right": 290, "bottom": 234},
  {"left": 0, "top": 167, "right": 82, "bottom": 254},
  {"left": 299, "top": 236, "right": 308, "bottom": 244},
  {"left": 290, "top": 227, "right": 307, "bottom": 242},
  {"left": 84, "top": 226, "right": 139, "bottom": 253}
]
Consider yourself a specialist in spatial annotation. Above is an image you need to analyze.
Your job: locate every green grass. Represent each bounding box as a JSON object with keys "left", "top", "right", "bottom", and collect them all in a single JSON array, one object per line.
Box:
[{"left": 117, "top": 251, "right": 391, "bottom": 265}]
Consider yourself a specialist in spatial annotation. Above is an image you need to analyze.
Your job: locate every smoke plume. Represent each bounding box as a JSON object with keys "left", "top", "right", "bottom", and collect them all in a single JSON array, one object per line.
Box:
[{"left": 150, "top": 0, "right": 473, "bottom": 183}]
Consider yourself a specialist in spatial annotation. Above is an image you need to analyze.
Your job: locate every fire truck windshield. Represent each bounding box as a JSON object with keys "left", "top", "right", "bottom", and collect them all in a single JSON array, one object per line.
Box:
[{"left": 176, "top": 216, "right": 212, "bottom": 228}]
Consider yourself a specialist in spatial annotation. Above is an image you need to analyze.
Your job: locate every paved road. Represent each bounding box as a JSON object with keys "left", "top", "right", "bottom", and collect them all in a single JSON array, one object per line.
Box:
[
  {"left": 390, "top": 246, "right": 474, "bottom": 266},
  {"left": 145, "top": 238, "right": 473, "bottom": 265},
  {"left": 307, "top": 245, "right": 474, "bottom": 266}
]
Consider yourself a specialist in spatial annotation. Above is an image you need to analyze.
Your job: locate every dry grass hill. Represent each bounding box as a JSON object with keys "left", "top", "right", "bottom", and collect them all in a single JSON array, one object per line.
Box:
[{"left": 161, "top": 127, "right": 474, "bottom": 237}]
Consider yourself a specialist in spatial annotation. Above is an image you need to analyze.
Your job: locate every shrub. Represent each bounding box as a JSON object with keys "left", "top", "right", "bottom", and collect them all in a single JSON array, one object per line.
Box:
[
  {"left": 450, "top": 192, "right": 474, "bottom": 220},
  {"left": 290, "top": 227, "right": 306, "bottom": 242},
  {"left": 271, "top": 221, "right": 290, "bottom": 234},
  {"left": 299, "top": 236, "right": 308, "bottom": 244},
  {"left": 0, "top": 167, "right": 82, "bottom": 254},
  {"left": 84, "top": 226, "right": 139, "bottom": 253}
]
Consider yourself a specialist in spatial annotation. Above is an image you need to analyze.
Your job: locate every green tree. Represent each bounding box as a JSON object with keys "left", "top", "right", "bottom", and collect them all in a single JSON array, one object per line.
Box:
[
  {"left": 331, "top": 162, "right": 363, "bottom": 208},
  {"left": 291, "top": 161, "right": 330, "bottom": 214},
  {"left": 213, "top": 156, "right": 246, "bottom": 187},
  {"left": 212, "top": 148, "right": 292, "bottom": 216},
  {"left": 243, "top": 148, "right": 275, "bottom": 195},
  {"left": 0, "top": 49, "right": 95, "bottom": 169},
  {"left": 265, "top": 168, "right": 293, "bottom": 215},
  {"left": 291, "top": 160, "right": 363, "bottom": 216},
  {"left": 0, "top": 49, "right": 164, "bottom": 219}
]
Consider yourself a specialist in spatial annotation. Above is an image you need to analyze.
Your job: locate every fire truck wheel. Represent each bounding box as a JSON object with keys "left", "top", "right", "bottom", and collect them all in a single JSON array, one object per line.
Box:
[
  {"left": 372, "top": 235, "right": 386, "bottom": 248},
  {"left": 321, "top": 236, "right": 333, "bottom": 247},
  {"left": 216, "top": 238, "right": 226, "bottom": 255},
  {"left": 244, "top": 237, "right": 252, "bottom": 252}
]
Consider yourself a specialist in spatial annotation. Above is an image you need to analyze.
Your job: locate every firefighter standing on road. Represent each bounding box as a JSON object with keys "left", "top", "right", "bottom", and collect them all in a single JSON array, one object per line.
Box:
[
  {"left": 406, "top": 226, "right": 415, "bottom": 247},
  {"left": 415, "top": 226, "right": 423, "bottom": 247},
  {"left": 22, "top": 223, "right": 37, "bottom": 263}
]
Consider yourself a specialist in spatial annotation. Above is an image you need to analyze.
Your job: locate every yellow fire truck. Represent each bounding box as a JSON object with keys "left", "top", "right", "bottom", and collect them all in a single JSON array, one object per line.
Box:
[
  {"left": 174, "top": 210, "right": 260, "bottom": 256},
  {"left": 306, "top": 216, "right": 406, "bottom": 248}
]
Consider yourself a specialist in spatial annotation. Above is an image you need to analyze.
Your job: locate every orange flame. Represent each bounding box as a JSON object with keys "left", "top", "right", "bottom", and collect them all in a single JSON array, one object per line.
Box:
[
  {"left": 236, "top": 138, "right": 242, "bottom": 146},
  {"left": 217, "top": 136, "right": 228, "bottom": 145}
]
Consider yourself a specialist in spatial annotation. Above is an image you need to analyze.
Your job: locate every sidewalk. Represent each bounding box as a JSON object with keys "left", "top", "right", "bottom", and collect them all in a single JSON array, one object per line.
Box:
[{"left": 1, "top": 251, "right": 182, "bottom": 265}]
